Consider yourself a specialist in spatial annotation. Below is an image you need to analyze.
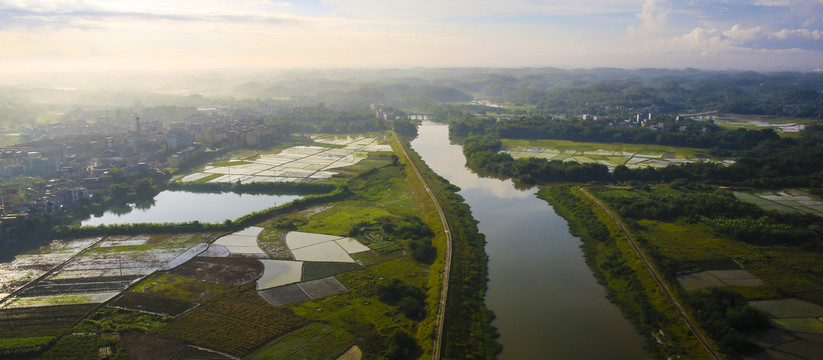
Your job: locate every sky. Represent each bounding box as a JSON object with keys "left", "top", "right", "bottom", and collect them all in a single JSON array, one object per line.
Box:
[{"left": 1, "top": 0, "right": 822, "bottom": 74}]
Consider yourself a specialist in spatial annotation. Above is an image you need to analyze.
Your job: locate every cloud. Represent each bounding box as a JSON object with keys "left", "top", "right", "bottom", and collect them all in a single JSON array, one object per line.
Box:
[
  {"left": 752, "top": 0, "right": 791, "bottom": 6},
  {"left": 0, "top": 0, "right": 301, "bottom": 31},
  {"left": 665, "top": 23, "right": 822, "bottom": 53}
]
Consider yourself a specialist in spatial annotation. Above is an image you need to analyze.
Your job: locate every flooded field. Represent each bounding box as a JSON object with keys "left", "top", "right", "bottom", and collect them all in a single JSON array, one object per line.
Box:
[
  {"left": 181, "top": 136, "right": 392, "bottom": 184},
  {"left": 1, "top": 233, "right": 216, "bottom": 310},
  {"left": 734, "top": 190, "right": 823, "bottom": 217},
  {"left": 285, "top": 231, "right": 369, "bottom": 263},
  {"left": 503, "top": 139, "right": 732, "bottom": 170}
]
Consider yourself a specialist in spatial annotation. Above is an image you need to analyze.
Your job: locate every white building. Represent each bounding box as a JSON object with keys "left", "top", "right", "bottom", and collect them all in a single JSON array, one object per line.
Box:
[{"left": 166, "top": 128, "right": 193, "bottom": 150}]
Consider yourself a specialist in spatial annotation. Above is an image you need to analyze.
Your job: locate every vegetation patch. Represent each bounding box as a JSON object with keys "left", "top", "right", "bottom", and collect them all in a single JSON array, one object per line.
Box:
[
  {"left": 74, "top": 307, "right": 170, "bottom": 334},
  {"left": 39, "top": 333, "right": 124, "bottom": 360},
  {"left": 0, "top": 304, "right": 97, "bottom": 333},
  {"left": 152, "top": 283, "right": 308, "bottom": 357},
  {"left": 302, "top": 262, "right": 362, "bottom": 281},
  {"left": 684, "top": 288, "right": 769, "bottom": 354},
  {"left": 108, "top": 292, "right": 197, "bottom": 317},
  {"left": 771, "top": 318, "right": 823, "bottom": 334},
  {"left": 129, "top": 272, "right": 226, "bottom": 303},
  {"left": 168, "top": 257, "right": 263, "bottom": 286},
  {"left": 0, "top": 336, "right": 56, "bottom": 356},
  {"left": 246, "top": 322, "right": 355, "bottom": 360}
]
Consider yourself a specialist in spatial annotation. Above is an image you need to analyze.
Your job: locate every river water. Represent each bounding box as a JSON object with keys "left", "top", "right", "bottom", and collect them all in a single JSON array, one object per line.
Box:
[
  {"left": 82, "top": 191, "right": 301, "bottom": 226},
  {"left": 411, "top": 122, "right": 651, "bottom": 359}
]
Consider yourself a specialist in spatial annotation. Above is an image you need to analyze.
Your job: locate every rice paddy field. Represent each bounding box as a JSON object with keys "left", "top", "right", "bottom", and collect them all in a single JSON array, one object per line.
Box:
[
  {"left": 0, "top": 233, "right": 216, "bottom": 310},
  {"left": 502, "top": 138, "right": 732, "bottom": 169},
  {"left": 734, "top": 189, "right": 823, "bottom": 217},
  {"left": 713, "top": 114, "right": 815, "bottom": 135},
  {"left": 179, "top": 135, "right": 392, "bottom": 184}
]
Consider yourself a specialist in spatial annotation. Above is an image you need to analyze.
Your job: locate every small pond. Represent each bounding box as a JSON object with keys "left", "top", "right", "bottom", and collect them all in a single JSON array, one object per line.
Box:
[{"left": 82, "top": 191, "right": 301, "bottom": 226}]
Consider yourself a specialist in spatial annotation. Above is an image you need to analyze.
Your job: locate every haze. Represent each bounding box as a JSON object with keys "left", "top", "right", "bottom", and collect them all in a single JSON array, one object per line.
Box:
[{"left": 2, "top": 0, "right": 822, "bottom": 78}]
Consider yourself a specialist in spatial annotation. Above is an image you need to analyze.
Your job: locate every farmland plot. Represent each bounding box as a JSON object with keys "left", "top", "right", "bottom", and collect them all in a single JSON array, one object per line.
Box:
[
  {"left": 212, "top": 227, "right": 266, "bottom": 256},
  {"left": 285, "top": 231, "right": 370, "bottom": 263},
  {"left": 734, "top": 190, "right": 823, "bottom": 217},
  {"left": 677, "top": 269, "right": 764, "bottom": 291},
  {"left": 746, "top": 298, "right": 823, "bottom": 358},
  {"left": 181, "top": 136, "right": 391, "bottom": 184},
  {"left": 0, "top": 238, "right": 100, "bottom": 300},
  {"left": 503, "top": 139, "right": 729, "bottom": 170},
  {"left": 1, "top": 234, "right": 214, "bottom": 309}
]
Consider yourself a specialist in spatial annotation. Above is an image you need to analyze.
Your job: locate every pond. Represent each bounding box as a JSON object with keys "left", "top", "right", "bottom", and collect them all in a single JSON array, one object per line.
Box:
[
  {"left": 411, "top": 121, "right": 651, "bottom": 359},
  {"left": 82, "top": 191, "right": 301, "bottom": 226}
]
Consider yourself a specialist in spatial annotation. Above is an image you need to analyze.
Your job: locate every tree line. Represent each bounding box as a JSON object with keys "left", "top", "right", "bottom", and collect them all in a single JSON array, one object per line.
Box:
[{"left": 457, "top": 124, "right": 823, "bottom": 195}]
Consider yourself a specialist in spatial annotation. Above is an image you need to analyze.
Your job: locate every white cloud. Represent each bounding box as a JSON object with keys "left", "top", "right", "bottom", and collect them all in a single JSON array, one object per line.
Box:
[{"left": 752, "top": 0, "right": 790, "bottom": 6}]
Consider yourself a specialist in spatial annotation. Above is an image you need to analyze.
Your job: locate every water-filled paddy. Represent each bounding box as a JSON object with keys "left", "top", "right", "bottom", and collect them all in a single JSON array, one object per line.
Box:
[
  {"left": 181, "top": 136, "right": 391, "bottom": 184},
  {"left": 503, "top": 138, "right": 731, "bottom": 169},
  {"left": 257, "top": 260, "right": 304, "bottom": 290}
]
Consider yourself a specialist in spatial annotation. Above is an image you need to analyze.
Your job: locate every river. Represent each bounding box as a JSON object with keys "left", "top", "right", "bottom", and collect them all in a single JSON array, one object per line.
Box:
[{"left": 410, "top": 121, "right": 651, "bottom": 359}]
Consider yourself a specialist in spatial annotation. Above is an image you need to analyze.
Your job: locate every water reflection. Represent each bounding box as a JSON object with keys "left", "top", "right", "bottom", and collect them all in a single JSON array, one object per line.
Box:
[
  {"left": 83, "top": 191, "right": 301, "bottom": 226},
  {"left": 413, "top": 122, "right": 533, "bottom": 200}
]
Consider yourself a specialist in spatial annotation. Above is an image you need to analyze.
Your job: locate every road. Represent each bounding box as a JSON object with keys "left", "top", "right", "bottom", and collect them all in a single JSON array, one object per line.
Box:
[
  {"left": 578, "top": 186, "right": 723, "bottom": 360},
  {"left": 392, "top": 132, "right": 452, "bottom": 360}
]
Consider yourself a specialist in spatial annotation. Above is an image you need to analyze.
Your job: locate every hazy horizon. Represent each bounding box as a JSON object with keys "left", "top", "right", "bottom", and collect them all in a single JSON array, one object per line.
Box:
[{"left": 2, "top": 0, "right": 822, "bottom": 77}]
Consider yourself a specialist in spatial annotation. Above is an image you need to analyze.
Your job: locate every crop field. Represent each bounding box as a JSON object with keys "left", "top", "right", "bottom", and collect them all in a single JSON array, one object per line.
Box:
[
  {"left": 0, "top": 237, "right": 100, "bottom": 299},
  {"left": 1, "top": 233, "right": 215, "bottom": 311},
  {"left": 108, "top": 292, "right": 196, "bottom": 317},
  {"left": 677, "top": 270, "right": 764, "bottom": 291},
  {"left": 153, "top": 284, "right": 309, "bottom": 357},
  {"left": 771, "top": 339, "right": 823, "bottom": 359},
  {"left": 0, "top": 304, "right": 97, "bottom": 332},
  {"left": 127, "top": 272, "right": 225, "bottom": 306},
  {"left": 734, "top": 190, "right": 823, "bottom": 217},
  {"left": 167, "top": 256, "right": 263, "bottom": 286},
  {"left": 750, "top": 298, "right": 823, "bottom": 319},
  {"left": 180, "top": 136, "right": 392, "bottom": 184},
  {"left": 746, "top": 328, "right": 797, "bottom": 348},
  {"left": 258, "top": 277, "right": 348, "bottom": 306},
  {"left": 714, "top": 114, "right": 812, "bottom": 135},
  {"left": 246, "top": 322, "right": 355, "bottom": 360},
  {"left": 502, "top": 138, "right": 730, "bottom": 169}
]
